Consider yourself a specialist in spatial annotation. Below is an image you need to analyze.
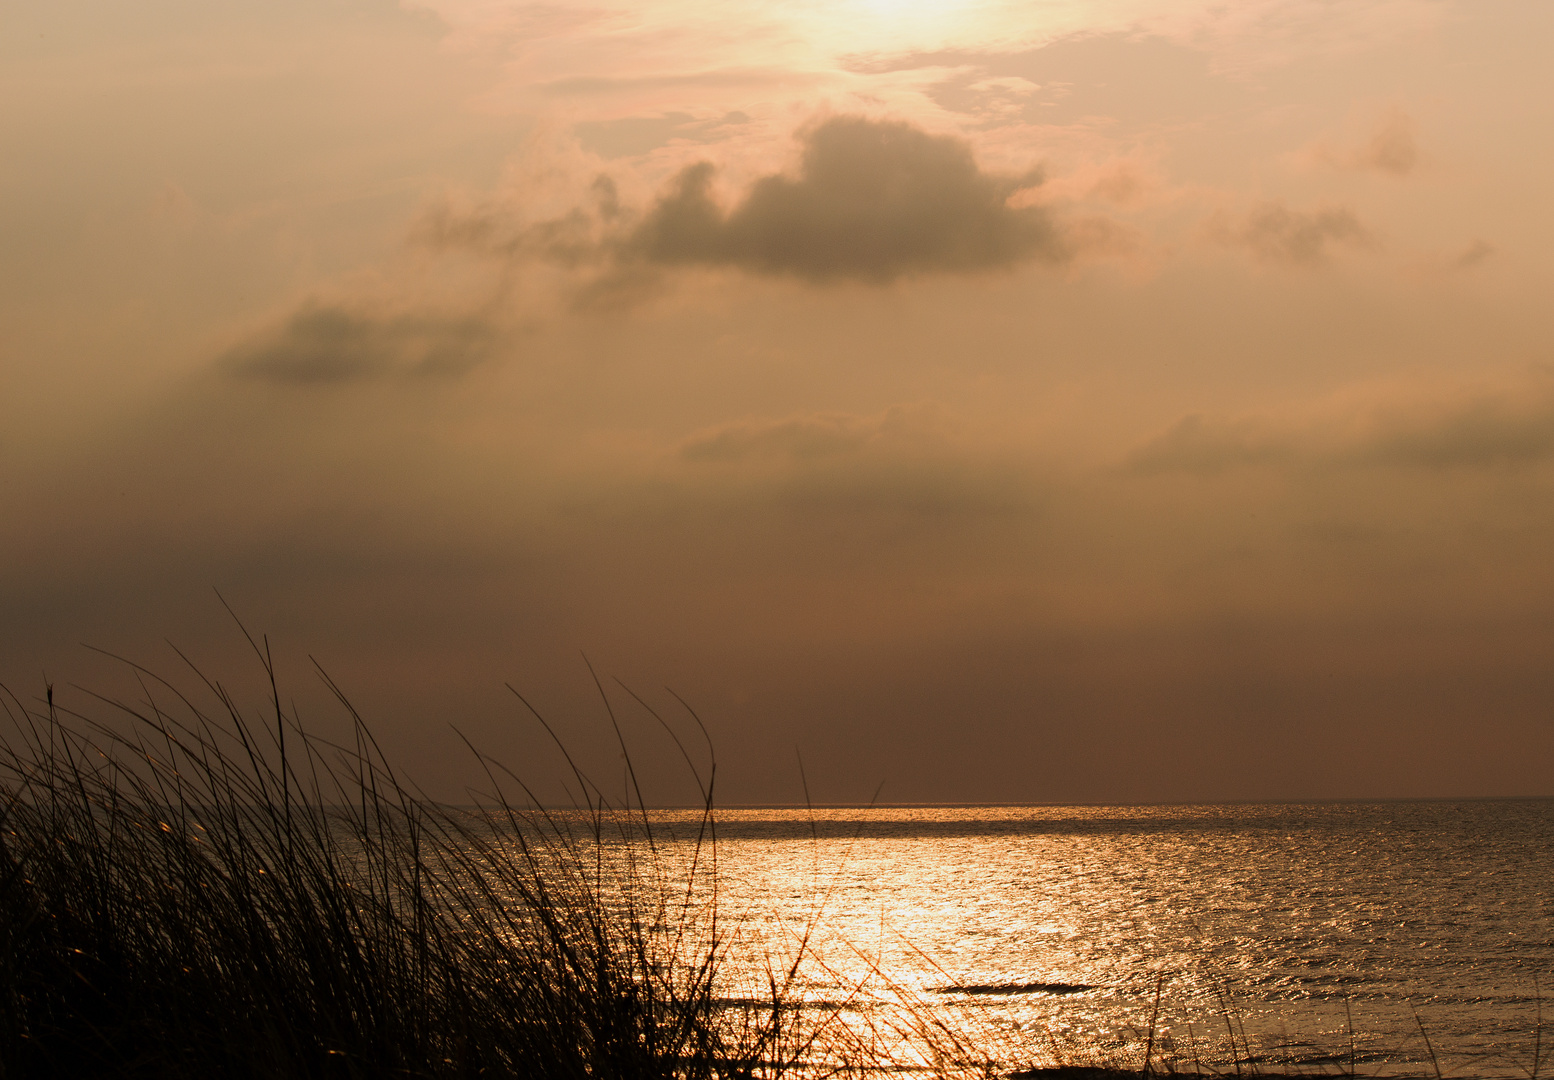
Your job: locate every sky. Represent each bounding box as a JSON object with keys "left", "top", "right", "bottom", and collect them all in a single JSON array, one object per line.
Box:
[{"left": 4, "top": 0, "right": 1554, "bottom": 805}]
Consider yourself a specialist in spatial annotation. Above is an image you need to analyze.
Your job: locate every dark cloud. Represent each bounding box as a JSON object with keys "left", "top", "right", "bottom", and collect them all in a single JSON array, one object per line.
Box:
[
  {"left": 1209, "top": 202, "right": 1373, "bottom": 266},
  {"left": 419, "top": 116, "right": 1069, "bottom": 286},
  {"left": 220, "top": 305, "right": 496, "bottom": 384},
  {"left": 625, "top": 116, "right": 1062, "bottom": 282}
]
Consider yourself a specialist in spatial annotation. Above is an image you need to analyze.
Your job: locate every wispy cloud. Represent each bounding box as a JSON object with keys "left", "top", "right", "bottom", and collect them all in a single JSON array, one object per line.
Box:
[
  {"left": 573, "top": 110, "right": 752, "bottom": 159},
  {"left": 535, "top": 68, "right": 806, "bottom": 96},
  {"left": 1351, "top": 107, "right": 1420, "bottom": 176},
  {"left": 1449, "top": 239, "right": 1494, "bottom": 271},
  {"left": 679, "top": 405, "right": 944, "bottom": 464},
  {"left": 1359, "top": 398, "right": 1554, "bottom": 470},
  {"left": 1129, "top": 378, "right": 1554, "bottom": 476},
  {"left": 1126, "top": 414, "right": 1295, "bottom": 475},
  {"left": 1207, "top": 201, "right": 1374, "bottom": 266},
  {"left": 1310, "top": 106, "right": 1422, "bottom": 176},
  {"left": 220, "top": 305, "right": 497, "bottom": 385},
  {"left": 845, "top": 33, "right": 1220, "bottom": 128},
  {"left": 682, "top": 413, "right": 877, "bottom": 463}
]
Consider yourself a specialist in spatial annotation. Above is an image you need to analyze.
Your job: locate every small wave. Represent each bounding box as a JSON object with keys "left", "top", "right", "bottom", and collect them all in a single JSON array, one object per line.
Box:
[
  {"left": 711, "top": 996, "right": 860, "bottom": 1011},
  {"left": 935, "top": 981, "right": 1093, "bottom": 996}
]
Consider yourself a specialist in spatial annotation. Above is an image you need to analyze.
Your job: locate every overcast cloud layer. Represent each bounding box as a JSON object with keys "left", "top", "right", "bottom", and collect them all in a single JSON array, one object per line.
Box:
[{"left": 3, "top": 0, "right": 1554, "bottom": 804}]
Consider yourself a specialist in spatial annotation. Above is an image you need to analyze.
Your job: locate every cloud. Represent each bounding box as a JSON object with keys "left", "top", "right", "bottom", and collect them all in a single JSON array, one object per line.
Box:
[
  {"left": 220, "top": 305, "right": 497, "bottom": 385},
  {"left": 1305, "top": 108, "right": 1423, "bottom": 177},
  {"left": 1208, "top": 201, "right": 1373, "bottom": 266},
  {"left": 843, "top": 34, "right": 1221, "bottom": 129},
  {"left": 1125, "top": 414, "right": 1294, "bottom": 475},
  {"left": 535, "top": 69, "right": 802, "bottom": 97},
  {"left": 418, "top": 175, "right": 623, "bottom": 270},
  {"left": 1449, "top": 239, "right": 1495, "bottom": 271},
  {"left": 1360, "top": 398, "right": 1554, "bottom": 470},
  {"left": 1085, "top": 162, "right": 1149, "bottom": 205},
  {"left": 1130, "top": 380, "right": 1554, "bottom": 476},
  {"left": 682, "top": 413, "right": 876, "bottom": 463},
  {"left": 573, "top": 111, "right": 751, "bottom": 160},
  {"left": 420, "top": 116, "right": 1076, "bottom": 287},
  {"left": 623, "top": 116, "right": 1062, "bottom": 282},
  {"left": 1352, "top": 108, "right": 1420, "bottom": 176},
  {"left": 680, "top": 405, "right": 943, "bottom": 464}
]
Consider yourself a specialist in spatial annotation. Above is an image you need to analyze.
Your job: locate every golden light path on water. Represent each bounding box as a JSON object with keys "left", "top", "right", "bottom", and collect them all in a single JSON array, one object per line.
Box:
[{"left": 635, "top": 802, "right": 1554, "bottom": 1077}]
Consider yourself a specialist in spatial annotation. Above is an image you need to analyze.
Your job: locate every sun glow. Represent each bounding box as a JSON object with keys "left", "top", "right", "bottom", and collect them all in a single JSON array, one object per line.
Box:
[
  {"left": 852, "top": 0, "right": 971, "bottom": 23},
  {"left": 822, "top": 0, "right": 1044, "bottom": 54}
]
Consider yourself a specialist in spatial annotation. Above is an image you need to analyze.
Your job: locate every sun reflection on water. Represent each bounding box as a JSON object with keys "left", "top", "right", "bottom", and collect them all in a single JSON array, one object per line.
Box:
[{"left": 642, "top": 801, "right": 1554, "bottom": 1077}]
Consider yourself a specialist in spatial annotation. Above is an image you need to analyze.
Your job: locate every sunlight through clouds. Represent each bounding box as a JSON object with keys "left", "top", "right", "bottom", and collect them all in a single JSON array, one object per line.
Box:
[{"left": 4, "top": 0, "right": 1551, "bottom": 803}]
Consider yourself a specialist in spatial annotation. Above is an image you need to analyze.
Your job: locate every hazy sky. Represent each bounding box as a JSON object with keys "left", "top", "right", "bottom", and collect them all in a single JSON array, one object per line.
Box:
[{"left": 5, "top": 0, "right": 1553, "bottom": 804}]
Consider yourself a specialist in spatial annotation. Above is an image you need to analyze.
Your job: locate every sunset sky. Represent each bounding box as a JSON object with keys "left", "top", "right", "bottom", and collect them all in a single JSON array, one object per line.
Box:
[{"left": 4, "top": 0, "right": 1553, "bottom": 804}]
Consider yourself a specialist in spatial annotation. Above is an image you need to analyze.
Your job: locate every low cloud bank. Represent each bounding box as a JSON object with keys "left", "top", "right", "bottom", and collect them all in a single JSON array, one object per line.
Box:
[{"left": 1129, "top": 381, "right": 1554, "bottom": 475}]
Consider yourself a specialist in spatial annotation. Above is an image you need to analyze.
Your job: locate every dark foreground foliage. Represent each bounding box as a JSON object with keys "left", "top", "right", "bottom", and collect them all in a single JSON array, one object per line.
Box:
[{"left": 0, "top": 643, "right": 800, "bottom": 1080}]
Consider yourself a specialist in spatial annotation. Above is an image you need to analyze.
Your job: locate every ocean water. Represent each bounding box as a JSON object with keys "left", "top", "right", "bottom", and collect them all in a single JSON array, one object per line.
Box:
[{"left": 657, "top": 800, "right": 1554, "bottom": 1077}]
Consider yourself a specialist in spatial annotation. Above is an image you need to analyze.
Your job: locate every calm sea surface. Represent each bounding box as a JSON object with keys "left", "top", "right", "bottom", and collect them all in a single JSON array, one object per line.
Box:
[{"left": 648, "top": 800, "right": 1554, "bottom": 1077}]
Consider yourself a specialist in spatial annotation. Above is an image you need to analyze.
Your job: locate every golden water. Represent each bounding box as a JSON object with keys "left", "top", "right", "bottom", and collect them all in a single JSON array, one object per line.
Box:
[{"left": 646, "top": 800, "right": 1554, "bottom": 1076}]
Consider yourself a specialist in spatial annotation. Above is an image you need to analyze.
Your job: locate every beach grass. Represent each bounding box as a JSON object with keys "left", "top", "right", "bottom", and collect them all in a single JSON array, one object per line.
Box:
[{"left": 0, "top": 637, "right": 824, "bottom": 1079}]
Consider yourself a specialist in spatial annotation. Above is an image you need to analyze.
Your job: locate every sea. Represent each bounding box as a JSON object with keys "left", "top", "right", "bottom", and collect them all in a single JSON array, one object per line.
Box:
[{"left": 650, "top": 799, "right": 1554, "bottom": 1077}]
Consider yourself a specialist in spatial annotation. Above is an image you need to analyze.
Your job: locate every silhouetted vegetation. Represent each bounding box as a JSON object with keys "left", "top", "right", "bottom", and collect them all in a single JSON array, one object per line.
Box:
[{"left": 0, "top": 636, "right": 820, "bottom": 1079}]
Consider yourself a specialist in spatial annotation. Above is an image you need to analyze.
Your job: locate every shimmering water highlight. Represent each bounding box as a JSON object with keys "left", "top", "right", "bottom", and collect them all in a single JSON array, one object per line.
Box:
[{"left": 654, "top": 799, "right": 1554, "bottom": 1077}]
